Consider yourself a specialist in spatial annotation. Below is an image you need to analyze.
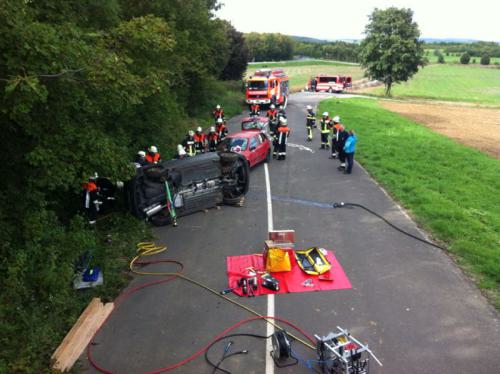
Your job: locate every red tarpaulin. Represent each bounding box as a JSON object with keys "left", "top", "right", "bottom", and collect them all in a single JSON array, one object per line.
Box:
[{"left": 226, "top": 249, "right": 351, "bottom": 296}]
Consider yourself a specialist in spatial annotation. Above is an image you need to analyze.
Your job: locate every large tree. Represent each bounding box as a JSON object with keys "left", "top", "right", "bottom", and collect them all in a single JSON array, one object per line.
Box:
[
  {"left": 360, "top": 7, "right": 425, "bottom": 96},
  {"left": 219, "top": 21, "right": 248, "bottom": 80}
]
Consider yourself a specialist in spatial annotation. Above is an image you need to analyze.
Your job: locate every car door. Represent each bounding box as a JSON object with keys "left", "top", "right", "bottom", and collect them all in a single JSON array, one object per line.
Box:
[{"left": 248, "top": 135, "right": 259, "bottom": 166}]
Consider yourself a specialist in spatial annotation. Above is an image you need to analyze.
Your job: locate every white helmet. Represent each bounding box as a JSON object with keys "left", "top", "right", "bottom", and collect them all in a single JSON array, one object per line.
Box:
[
  {"left": 322, "top": 112, "right": 329, "bottom": 117},
  {"left": 216, "top": 104, "right": 221, "bottom": 110},
  {"left": 333, "top": 116, "right": 340, "bottom": 123},
  {"left": 210, "top": 126, "right": 216, "bottom": 132},
  {"left": 270, "top": 104, "right": 275, "bottom": 109},
  {"left": 306, "top": 105, "right": 312, "bottom": 110},
  {"left": 196, "top": 126, "right": 202, "bottom": 132},
  {"left": 138, "top": 150, "right": 146, "bottom": 157},
  {"left": 188, "top": 130, "right": 194, "bottom": 136},
  {"left": 217, "top": 118, "right": 223, "bottom": 123},
  {"left": 149, "top": 145, "right": 158, "bottom": 153},
  {"left": 178, "top": 148, "right": 186, "bottom": 156},
  {"left": 279, "top": 117, "right": 287, "bottom": 124},
  {"left": 177, "top": 144, "right": 184, "bottom": 152}
]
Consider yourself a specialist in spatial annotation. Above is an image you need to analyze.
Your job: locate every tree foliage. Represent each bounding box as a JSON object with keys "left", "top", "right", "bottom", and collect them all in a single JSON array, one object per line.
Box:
[
  {"left": 460, "top": 52, "right": 471, "bottom": 64},
  {"left": 360, "top": 7, "right": 425, "bottom": 96},
  {"left": 294, "top": 41, "right": 360, "bottom": 62},
  {"left": 219, "top": 21, "right": 249, "bottom": 80},
  {"left": 245, "top": 32, "right": 294, "bottom": 61},
  {"left": 0, "top": 0, "right": 243, "bottom": 371},
  {"left": 480, "top": 54, "right": 491, "bottom": 65}
]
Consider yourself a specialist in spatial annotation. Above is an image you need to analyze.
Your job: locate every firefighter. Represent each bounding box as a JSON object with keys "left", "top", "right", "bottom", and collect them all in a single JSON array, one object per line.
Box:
[
  {"left": 330, "top": 116, "right": 342, "bottom": 158},
  {"left": 134, "top": 150, "right": 147, "bottom": 168},
  {"left": 183, "top": 130, "right": 196, "bottom": 157},
  {"left": 319, "top": 112, "right": 331, "bottom": 149},
  {"left": 306, "top": 105, "right": 316, "bottom": 141},
  {"left": 207, "top": 126, "right": 219, "bottom": 152},
  {"left": 146, "top": 145, "right": 161, "bottom": 164},
  {"left": 277, "top": 117, "right": 290, "bottom": 160},
  {"left": 174, "top": 144, "right": 187, "bottom": 159},
  {"left": 278, "top": 104, "right": 286, "bottom": 119},
  {"left": 82, "top": 175, "right": 101, "bottom": 225},
  {"left": 213, "top": 104, "right": 224, "bottom": 120},
  {"left": 215, "top": 118, "right": 228, "bottom": 140},
  {"left": 267, "top": 104, "right": 278, "bottom": 138},
  {"left": 311, "top": 77, "right": 317, "bottom": 92},
  {"left": 249, "top": 103, "right": 260, "bottom": 115},
  {"left": 194, "top": 126, "right": 207, "bottom": 154}
]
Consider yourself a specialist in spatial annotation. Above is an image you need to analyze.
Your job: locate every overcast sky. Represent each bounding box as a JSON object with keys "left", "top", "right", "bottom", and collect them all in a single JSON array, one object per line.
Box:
[{"left": 216, "top": 0, "right": 500, "bottom": 42}]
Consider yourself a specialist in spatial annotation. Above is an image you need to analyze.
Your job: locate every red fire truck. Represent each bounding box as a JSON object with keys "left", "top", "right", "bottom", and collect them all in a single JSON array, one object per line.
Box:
[
  {"left": 246, "top": 69, "right": 289, "bottom": 107},
  {"left": 307, "top": 74, "right": 352, "bottom": 93}
]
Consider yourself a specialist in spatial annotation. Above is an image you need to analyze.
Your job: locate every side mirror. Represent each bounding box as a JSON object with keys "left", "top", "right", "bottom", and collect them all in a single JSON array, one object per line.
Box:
[{"left": 250, "top": 145, "right": 256, "bottom": 151}]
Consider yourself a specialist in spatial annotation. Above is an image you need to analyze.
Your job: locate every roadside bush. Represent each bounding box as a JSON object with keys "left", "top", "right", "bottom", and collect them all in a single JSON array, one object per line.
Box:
[
  {"left": 460, "top": 52, "right": 471, "bottom": 64},
  {"left": 481, "top": 54, "right": 491, "bottom": 65},
  {"left": 472, "top": 58, "right": 476, "bottom": 64},
  {"left": 437, "top": 54, "right": 445, "bottom": 64}
]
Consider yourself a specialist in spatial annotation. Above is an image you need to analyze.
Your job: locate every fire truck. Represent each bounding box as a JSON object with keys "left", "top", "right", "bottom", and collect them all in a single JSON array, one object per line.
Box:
[
  {"left": 308, "top": 74, "right": 352, "bottom": 93},
  {"left": 246, "top": 69, "right": 289, "bottom": 107}
]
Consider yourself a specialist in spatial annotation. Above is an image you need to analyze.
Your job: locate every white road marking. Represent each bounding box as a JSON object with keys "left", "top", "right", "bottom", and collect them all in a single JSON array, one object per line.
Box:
[
  {"left": 287, "top": 143, "right": 315, "bottom": 153},
  {"left": 264, "top": 163, "right": 275, "bottom": 374}
]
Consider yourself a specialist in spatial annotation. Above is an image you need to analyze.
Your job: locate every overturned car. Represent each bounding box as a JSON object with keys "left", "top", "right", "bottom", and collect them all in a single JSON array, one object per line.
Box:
[{"left": 126, "top": 152, "right": 250, "bottom": 226}]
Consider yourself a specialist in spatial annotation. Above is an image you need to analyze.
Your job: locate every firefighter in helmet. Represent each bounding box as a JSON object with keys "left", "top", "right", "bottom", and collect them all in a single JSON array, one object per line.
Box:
[
  {"left": 146, "top": 145, "right": 161, "bottom": 164},
  {"left": 183, "top": 130, "right": 196, "bottom": 157},
  {"left": 213, "top": 104, "right": 224, "bottom": 120},
  {"left": 216, "top": 117, "right": 228, "bottom": 140},
  {"left": 194, "top": 126, "right": 207, "bottom": 154},
  {"left": 330, "top": 116, "right": 342, "bottom": 159},
  {"left": 277, "top": 117, "right": 290, "bottom": 160},
  {"left": 207, "top": 126, "right": 219, "bottom": 152},
  {"left": 249, "top": 103, "right": 260, "bottom": 116},
  {"left": 319, "top": 112, "right": 331, "bottom": 149},
  {"left": 82, "top": 174, "right": 101, "bottom": 224}
]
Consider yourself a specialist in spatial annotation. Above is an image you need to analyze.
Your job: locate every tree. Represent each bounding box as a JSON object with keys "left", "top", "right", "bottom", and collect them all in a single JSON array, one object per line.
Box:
[
  {"left": 437, "top": 54, "right": 445, "bottom": 64},
  {"left": 360, "top": 7, "right": 425, "bottom": 96},
  {"left": 480, "top": 54, "right": 491, "bottom": 65},
  {"left": 219, "top": 21, "right": 248, "bottom": 80},
  {"left": 460, "top": 52, "right": 471, "bottom": 64},
  {"left": 245, "top": 32, "right": 294, "bottom": 61}
]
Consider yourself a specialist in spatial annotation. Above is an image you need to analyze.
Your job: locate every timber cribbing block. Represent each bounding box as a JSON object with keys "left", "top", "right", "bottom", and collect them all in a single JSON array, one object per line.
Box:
[{"left": 52, "top": 297, "right": 114, "bottom": 372}]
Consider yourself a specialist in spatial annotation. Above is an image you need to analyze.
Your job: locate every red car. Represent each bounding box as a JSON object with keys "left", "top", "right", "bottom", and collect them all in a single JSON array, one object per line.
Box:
[{"left": 219, "top": 130, "right": 271, "bottom": 167}]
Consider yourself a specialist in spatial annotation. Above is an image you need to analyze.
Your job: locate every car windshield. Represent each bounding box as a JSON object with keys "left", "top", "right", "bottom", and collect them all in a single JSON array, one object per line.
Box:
[
  {"left": 227, "top": 138, "right": 248, "bottom": 152},
  {"left": 248, "top": 80, "right": 268, "bottom": 90},
  {"left": 242, "top": 121, "right": 266, "bottom": 130}
]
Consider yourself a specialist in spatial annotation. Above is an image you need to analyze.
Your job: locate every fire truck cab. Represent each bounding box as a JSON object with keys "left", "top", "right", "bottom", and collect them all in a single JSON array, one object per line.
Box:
[
  {"left": 308, "top": 74, "right": 352, "bottom": 93},
  {"left": 246, "top": 69, "right": 289, "bottom": 107}
]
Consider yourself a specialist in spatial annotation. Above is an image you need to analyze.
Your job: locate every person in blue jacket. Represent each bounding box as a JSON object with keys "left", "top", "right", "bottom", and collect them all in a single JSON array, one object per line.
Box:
[{"left": 343, "top": 130, "right": 357, "bottom": 174}]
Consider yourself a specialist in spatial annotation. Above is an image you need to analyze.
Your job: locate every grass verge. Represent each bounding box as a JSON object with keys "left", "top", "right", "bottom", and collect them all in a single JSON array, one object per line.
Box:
[{"left": 319, "top": 98, "right": 500, "bottom": 308}]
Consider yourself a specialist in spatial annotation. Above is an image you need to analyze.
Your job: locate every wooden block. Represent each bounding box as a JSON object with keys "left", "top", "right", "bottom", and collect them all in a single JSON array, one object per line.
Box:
[{"left": 52, "top": 298, "right": 114, "bottom": 372}]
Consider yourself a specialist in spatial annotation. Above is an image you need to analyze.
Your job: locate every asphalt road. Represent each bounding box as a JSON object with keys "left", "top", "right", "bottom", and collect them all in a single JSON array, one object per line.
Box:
[{"left": 82, "top": 92, "right": 499, "bottom": 374}]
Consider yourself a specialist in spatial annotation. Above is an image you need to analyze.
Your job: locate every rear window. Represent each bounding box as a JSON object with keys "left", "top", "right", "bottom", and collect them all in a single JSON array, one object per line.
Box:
[
  {"left": 242, "top": 121, "right": 266, "bottom": 130},
  {"left": 318, "top": 76, "right": 337, "bottom": 83}
]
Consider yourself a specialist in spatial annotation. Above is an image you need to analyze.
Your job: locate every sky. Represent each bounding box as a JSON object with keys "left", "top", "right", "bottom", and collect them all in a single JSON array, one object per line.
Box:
[{"left": 216, "top": 0, "right": 500, "bottom": 42}]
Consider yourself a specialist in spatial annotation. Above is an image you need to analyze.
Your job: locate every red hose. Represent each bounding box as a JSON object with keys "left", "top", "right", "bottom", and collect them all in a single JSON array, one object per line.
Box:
[{"left": 87, "top": 259, "right": 314, "bottom": 373}]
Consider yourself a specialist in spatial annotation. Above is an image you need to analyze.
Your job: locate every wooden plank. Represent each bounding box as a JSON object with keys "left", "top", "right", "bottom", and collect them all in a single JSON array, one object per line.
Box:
[{"left": 52, "top": 298, "right": 114, "bottom": 372}]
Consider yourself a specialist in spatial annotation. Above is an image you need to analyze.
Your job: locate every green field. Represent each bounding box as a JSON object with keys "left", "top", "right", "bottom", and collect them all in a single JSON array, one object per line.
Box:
[
  {"left": 424, "top": 50, "right": 500, "bottom": 64},
  {"left": 318, "top": 98, "right": 500, "bottom": 307},
  {"left": 369, "top": 64, "right": 500, "bottom": 105},
  {"left": 246, "top": 60, "right": 365, "bottom": 91}
]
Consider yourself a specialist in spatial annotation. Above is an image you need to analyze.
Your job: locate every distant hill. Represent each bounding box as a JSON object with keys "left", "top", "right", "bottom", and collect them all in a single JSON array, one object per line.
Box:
[
  {"left": 421, "top": 38, "right": 481, "bottom": 43},
  {"left": 291, "top": 35, "right": 330, "bottom": 43},
  {"left": 291, "top": 35, "right": 494, "bottom": 44}
]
